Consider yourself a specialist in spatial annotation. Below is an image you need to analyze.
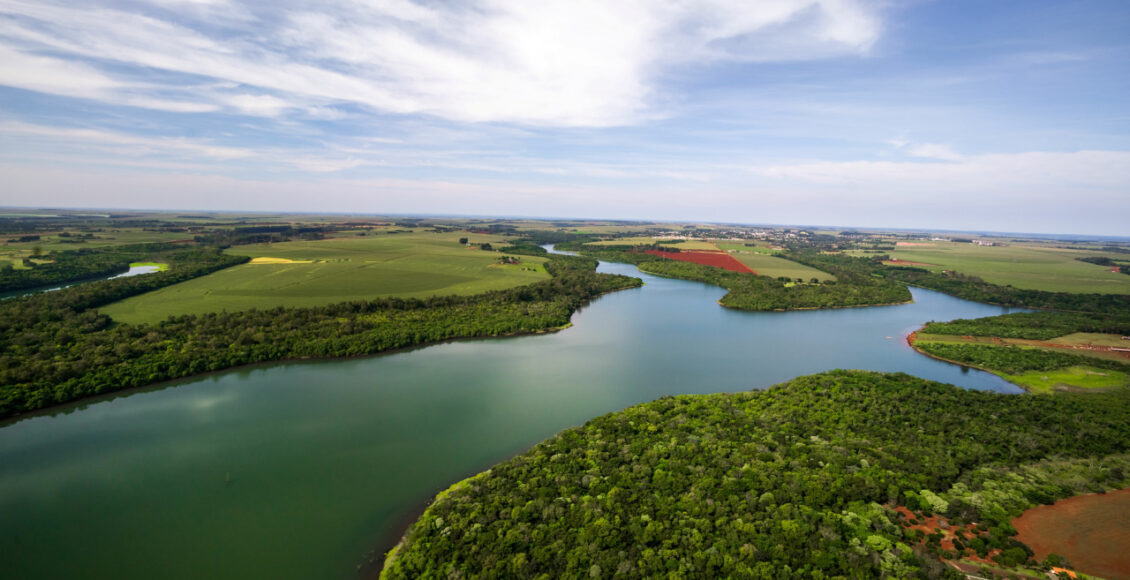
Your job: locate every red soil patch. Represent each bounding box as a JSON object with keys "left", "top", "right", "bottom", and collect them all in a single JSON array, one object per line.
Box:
[
  {"left": 1013, "top": 487, "right": 1130, "bottom": 580},
  {"left": 883, "top": 259, "right": 935, "bottom": 267},
  {"left": 642, "top": 249, "right": 757, "bottom": 274},
  {"left": 893, "top": 506, "right": 999, "bottom": 565}
]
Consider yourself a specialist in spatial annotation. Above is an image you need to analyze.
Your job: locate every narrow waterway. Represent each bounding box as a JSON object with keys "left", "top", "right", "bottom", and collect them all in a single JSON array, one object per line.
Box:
[
  {"left": 0, "top": 263, "right": 160, "bottom": 300},
  {"left": 0, "top": 254, "right": 1020, "bottom": 579}
]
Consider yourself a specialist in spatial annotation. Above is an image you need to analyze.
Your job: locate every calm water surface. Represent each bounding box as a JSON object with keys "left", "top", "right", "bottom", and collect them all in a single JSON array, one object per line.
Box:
[{"left": 0, "top": 255, "right": 1021, "bottom": 579}]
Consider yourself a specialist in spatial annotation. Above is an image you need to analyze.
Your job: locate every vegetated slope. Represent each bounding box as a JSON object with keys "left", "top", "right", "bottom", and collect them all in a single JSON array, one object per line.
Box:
[
  {"left": 381, "top": 371, "right": 1130, "bottom": 579},
  {"left": 570, "top": 244, "right": 910, "bottom": 311},
  {"left": 0, "top": 254, "right": 640, "bottom": 419}
]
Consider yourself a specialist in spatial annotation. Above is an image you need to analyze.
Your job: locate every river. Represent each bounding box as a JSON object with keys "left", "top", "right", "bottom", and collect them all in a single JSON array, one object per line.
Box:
[{"left": 0, "top": 253, "right": 1021, "bottom": 579}]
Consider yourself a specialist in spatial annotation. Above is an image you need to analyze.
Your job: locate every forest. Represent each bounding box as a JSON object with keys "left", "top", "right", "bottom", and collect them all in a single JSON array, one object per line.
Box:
[
  {"left": 381, "top": 370, "right": 1130, "bottom": 579},
  {"left": 912, "top": 342, "right": 1129, "bottom": 376},
  {"left": 0, "top": 252, "right": 640, "bottom": 418},
  {"left": 563, "top": 243, "right": 912, "bottom": 311},
  {"left": 0, "top": 243, "right": 185, "bottom": 292}
]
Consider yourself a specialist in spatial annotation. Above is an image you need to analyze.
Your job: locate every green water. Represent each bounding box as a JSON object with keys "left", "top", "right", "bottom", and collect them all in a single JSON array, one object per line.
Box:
[{"left": 0, "top": 257, "right": 1022, "bottom": 579}]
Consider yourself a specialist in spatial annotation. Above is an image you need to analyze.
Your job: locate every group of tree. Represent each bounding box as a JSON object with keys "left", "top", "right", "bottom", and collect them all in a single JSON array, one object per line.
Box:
[
  {"left": 0, "top": 243, "right": 187, "bottom": 293},
  {"left": 0, "top": 251, "right": 640, "bottom": 419},
  {"left": 381, "top": 370, "right": 1130, "bottom": 579},
  {"left": 920, "top": 311, "right": 1130, "bottom": 341}
]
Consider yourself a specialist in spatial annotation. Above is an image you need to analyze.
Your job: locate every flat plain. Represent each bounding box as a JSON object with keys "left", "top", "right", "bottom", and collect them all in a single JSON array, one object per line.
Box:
[
  {"left": 100, "top": 231, "right": 549, "bottom": 324},
  {"left": 862, "top": 241, "right": 1130, "bottom": 294},
  {"left": 714, "top": 243, "right": 837, "bottom": 281}
]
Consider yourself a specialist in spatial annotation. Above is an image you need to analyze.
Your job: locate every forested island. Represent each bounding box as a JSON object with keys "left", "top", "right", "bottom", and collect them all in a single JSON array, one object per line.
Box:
[{"left": 381, "top": 370, "right": 1130, "bottom": 579}]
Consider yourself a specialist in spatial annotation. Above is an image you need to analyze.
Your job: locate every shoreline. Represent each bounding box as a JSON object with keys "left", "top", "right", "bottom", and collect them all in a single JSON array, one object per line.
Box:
[
  {"left": 0, "top": 279, "right": 642, "bottom": 426},
  {"left": 905, "top": 329, "right": 1031, "bottom": 393}
]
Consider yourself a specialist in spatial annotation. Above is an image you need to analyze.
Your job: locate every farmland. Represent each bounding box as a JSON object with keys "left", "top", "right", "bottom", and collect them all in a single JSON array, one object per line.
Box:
[
  {"left": 100, "top": 231, "right": 549, "bottom": 324},
  {"left": 1013, "top": 487, "right": 1130, "bottom": 580},
  {"left": 856, "top": 240, "right": 1130, "bottom": 294},
  {"left": 715, "top": 243, "right": 837, "bottom": 281}
]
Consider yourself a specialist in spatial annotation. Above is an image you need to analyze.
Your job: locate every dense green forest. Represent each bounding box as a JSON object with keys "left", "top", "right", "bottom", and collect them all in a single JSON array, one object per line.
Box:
[
  {"left": 912, "top": 343, "right": 1130, "bottom": 376},
  {"left": 881, "top": 267, "right": 1130, "bottom": 314},
  {"left": 563, "top": 243, "right": 912, "bottom": 311},
  {"left": 920, "top": 311, "right": 1130, "bottom": 340},
  {"left": 381, "top": 371, "right": 1130, "bottom": 579},
  {"left": 0, "top": 253, "right": 640, "bottom": 418},
  {"left": 0, "top": 243, "right": 187, "bottom": 292}
]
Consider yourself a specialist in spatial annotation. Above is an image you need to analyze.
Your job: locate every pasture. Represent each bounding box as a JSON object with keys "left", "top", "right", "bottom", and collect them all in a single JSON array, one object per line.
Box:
[
  {"left": 100, "top": 231, "right": 549, "bottom": 324},
  {"left": 0, "top": 228, "right": 195, "bottom": 268},
  {"left": 865, "top": 241, "right": 1130, "bottom": 294},
  {"left": 585, "top": 238, "right": 718, "bottom": 250},
  {"left": 714, "top": 243, "right": 836, "bottom": 281}
]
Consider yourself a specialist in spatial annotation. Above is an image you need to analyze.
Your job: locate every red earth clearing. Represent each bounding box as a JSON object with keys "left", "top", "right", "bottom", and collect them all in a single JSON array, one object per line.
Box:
[
  {"left": 893, "top": 506, "right": 1000, "bottom": 567},
  {"left": 642, "top": 249, "right": 757, "bottom": 274},
  {"left": 1012, "top": 487, "right": 1130, "bottom": 580}
]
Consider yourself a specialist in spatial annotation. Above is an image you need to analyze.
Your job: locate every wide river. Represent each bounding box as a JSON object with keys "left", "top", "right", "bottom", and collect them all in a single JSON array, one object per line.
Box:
[{"left": 0, "top": 252, "right": 1021, "bottom": 579}]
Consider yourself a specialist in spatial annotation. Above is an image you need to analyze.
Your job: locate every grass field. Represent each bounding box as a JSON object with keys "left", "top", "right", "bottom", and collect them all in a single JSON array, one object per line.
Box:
[
  {"left": 855, "top": 240, "right": 1130, "bottom": 294},
  {"left": 1, "top": 229, "right": 195, "bottom": 268},
  {"left": 1002, "top": 366, "right": 1128, "bottom": 394},
  {"left": 585, "top": 238, "right": 718, "bottom": 250},
  {"left": 714, "top": 243, "right": 836, "bottom": 281},
  {"left": 100, "top": 231, "right": 549, "bottom": 324}
]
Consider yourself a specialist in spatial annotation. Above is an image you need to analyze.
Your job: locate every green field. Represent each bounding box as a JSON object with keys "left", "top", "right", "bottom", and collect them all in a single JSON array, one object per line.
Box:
[
  {"left": 585, "top": 238, "right": 717, "bottom": 250},
  {"left": 860, "top": 241, "right": 1130, "bottom": 294},
  {"left": 1, "top": 229, "right": 196, "bottom": 268},
  {"left": 714, "top": 243, "right": 836, "bottom": 281},
  {"left": 1003, "top": 366, "right": 1129, "bottom": 395},
  {"left": 100, "top": 231, "right": 549, "bottom": 324}
]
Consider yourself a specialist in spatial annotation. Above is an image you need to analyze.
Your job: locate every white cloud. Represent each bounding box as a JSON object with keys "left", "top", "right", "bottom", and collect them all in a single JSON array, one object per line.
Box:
[
  {"left": 0, "top": 0, "right": 882, "bottom": 126},
  {"left": 905, "top": 143, "right": 964, "bottom": 162}
]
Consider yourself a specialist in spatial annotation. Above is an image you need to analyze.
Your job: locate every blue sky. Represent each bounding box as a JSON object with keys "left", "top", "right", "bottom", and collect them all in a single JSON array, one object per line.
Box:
[{"left": 1, "top": 0, "right": 1128, "bottom": 234}]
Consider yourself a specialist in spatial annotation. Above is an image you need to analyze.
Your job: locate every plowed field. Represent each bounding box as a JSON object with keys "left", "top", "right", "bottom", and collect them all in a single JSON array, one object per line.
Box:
[
  {"left": 1013, "top": 487, "right": 1130, "bottom": 580},
  {"left": 643, "top": 250, "right": 757, "bottom": 274}
]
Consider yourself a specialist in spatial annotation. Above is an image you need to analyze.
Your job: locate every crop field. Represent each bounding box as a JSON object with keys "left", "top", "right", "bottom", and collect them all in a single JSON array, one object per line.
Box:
[
  {"left": 856, "top": 241, "right": 1130, "bottom": 294},
  {"left": 0, "top": 229, "right": 195, "bottom": 268},
  {"left": 100, "top": 231, "right": 549, "bottom": 324},
  {"left": 585, "top": 238, "right": 718, "bottom": 250},
  {"left": 1013, "top": 487, "right": 1130, "bottom": 579},
  {"left": 714, "top": 243, "right": 836, "bottom": 281}
]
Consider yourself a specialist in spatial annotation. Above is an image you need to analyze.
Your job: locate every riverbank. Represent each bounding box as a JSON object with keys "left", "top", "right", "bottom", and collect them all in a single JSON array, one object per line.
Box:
[{"left": 907, "top": 330, "right": 1031, "bottom": 392}]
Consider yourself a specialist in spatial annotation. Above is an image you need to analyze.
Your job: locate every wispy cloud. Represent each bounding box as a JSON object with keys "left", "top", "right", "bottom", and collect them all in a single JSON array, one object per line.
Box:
[{"left": 0, "top": 0, "right": 881, "bottom": 126}]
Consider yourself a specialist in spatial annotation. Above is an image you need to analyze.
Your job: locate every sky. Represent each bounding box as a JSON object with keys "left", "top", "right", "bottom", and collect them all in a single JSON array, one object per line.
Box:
[{"left": 0, "top": 0, "right": 1128, "bottom": 235}]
